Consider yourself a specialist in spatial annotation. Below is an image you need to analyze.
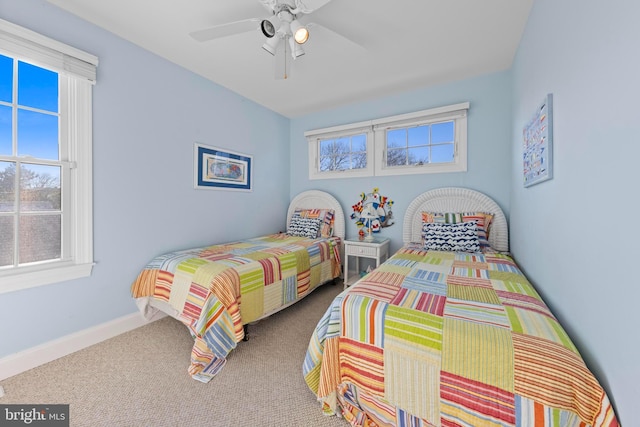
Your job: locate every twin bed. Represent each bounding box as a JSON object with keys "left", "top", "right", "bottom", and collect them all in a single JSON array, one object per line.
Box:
[
  {"left": 131, "top": 190, "right": 345, "bottom": 383},
  {"left": 130, "top": 187, "right": 619, "bottom": 427},
  {"left": 303, "top": 187, "right": 619, "bottom": 427}
]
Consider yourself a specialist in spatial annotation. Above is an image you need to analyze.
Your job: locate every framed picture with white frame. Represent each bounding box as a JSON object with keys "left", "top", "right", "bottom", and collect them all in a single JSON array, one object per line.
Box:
[{"left": 523, "top": 93, "right": 553, "bottom": 187}]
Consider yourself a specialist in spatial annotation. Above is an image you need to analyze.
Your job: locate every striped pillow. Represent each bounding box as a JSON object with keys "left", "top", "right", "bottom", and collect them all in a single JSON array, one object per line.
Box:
[
  {"left": 287, "top": 217, "right": 322, "bottom": 239},
  {"left": 422, "top": 221, "right": 481, "bottom": 253},
  {"left": 422, "top": 211, "right": 493, "bottom": 249}
]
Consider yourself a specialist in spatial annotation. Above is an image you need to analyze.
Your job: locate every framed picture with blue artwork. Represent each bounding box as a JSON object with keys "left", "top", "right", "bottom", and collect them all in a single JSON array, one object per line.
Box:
[
  {"left": 523, "top": 93, "right": 553, "bottom": 187},
  {"left": 194, "top": 143, "right": 253, "bottom": 191}
]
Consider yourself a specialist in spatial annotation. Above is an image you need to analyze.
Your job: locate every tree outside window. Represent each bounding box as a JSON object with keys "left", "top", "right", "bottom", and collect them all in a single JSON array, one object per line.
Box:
[
  {"left": 386, "top": 121, "right": 455, "bottom": 167},
  {"left": 319, "top": 133, "right": 367, "bottom": 172}
]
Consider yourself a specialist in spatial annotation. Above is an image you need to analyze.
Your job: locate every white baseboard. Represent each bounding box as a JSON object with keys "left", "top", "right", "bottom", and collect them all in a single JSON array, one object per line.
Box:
[{"left": 0, "top": 311, "right": 166, "bottom": 381}]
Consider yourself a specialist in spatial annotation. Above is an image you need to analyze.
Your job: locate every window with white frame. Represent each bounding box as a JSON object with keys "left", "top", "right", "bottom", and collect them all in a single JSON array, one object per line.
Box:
[
  {"left": 0, "top": 19, "right": 98, "bottom": 293},
  {"left": 306, "top": 103, "right": 469, "bottom": 180},
  {"left": 307, "top": 123, "right": 374, "bottom": 180}
]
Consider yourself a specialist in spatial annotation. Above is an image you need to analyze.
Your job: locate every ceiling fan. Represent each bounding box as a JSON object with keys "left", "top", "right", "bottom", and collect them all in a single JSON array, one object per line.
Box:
[{"left": 189, "top": 0, "right": 352, "bottom": 78}]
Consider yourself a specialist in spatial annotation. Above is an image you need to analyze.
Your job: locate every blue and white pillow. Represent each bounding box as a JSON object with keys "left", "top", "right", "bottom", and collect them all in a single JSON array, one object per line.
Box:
[
  {"left": 287, "top": 217, "right": 322, "bottom": 239},
  {"left": 422, "top": 221, "right": 481, "bottom": 253}
]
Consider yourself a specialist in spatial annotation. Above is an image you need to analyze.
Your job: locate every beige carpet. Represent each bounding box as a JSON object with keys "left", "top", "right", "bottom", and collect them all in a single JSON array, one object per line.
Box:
[{"left": 0, "top": 282, "right": 348, "bottom": 427}]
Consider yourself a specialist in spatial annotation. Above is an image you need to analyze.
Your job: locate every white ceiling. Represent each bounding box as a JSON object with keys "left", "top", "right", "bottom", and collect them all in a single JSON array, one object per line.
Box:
[{"left": 46, "top": 0, "right": 534, "bottom": 118}]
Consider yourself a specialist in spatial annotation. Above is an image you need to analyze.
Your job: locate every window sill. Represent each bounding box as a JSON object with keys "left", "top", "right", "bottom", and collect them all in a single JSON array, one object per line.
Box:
[
  {"left": 375, "top": 161, "right": 467, "bottom": 176},
  {"left": 0, "top": 262, "right": 94, "bottom": 294}
]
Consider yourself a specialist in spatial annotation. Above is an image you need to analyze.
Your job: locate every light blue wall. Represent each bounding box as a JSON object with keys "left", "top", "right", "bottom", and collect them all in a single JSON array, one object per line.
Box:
[
  {"left": 290, "top": 72, "right": 513, "bottom": 254},
  {"left": 0, "top": 0, "right": 290, "bottom": 358},
  {"left": 510, "top": 0, "right": 638, "bottom": 424},
  {"left": 1, "top": 1, "right": 634, "bottom": 424}
]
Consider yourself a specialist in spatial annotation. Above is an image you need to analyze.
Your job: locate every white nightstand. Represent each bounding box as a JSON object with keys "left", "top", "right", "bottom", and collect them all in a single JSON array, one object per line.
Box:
[{"left": 343, "top": 237, "right": 390, "bottom": 288}]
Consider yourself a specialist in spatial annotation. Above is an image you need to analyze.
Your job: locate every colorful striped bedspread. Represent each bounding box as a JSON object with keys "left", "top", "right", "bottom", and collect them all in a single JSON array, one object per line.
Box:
[
  {"left": 131, "top": 233, "right": 341, "bottom": 383},
  {"left": 303, "top": 245, "right": 619, "bottom": 427}
]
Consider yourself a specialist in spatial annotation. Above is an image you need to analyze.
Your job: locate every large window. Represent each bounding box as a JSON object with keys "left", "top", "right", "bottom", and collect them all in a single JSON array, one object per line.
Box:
[
  {"left": 0, "top": 19, "right": 98, "bottom": 293},
  {"left": 307, "top": 103, "right": 468, "bottom": 179}
]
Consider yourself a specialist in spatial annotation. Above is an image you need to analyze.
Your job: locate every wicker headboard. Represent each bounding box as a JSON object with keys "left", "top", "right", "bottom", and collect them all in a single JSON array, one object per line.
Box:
[
  {"left": 287, "top": 190, "right": 345, "bottom": 240},
  {"left": 402, "top": 187, "right": 509, "bottom": 252}
]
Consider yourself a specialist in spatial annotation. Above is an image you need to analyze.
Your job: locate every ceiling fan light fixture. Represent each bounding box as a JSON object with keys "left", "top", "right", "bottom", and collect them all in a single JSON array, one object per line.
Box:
[
  {"left": 262, "top": 36, "right": 281, "bottom": 55},
  {"left": 260, "top": 15, "right": 280, "bottom": 38},
  {"left": 290, "top": 20, "right": 309, "bottom": 44},
  {"left": 289, "top": 37, "right": 305, "bottom": 58}
]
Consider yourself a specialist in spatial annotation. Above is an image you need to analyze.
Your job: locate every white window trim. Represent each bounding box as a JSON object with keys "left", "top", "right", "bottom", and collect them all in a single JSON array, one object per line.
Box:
[
  {"left": 306, "top": 102, "right": 469, "bottom": 180},
  {"left": 0, "top": 19, "right": 97, "bottom": 294}
]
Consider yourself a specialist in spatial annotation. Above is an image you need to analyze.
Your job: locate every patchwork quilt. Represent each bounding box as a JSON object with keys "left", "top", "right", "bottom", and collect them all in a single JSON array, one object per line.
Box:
[
  {"left": 132, "top": 233, "right": 341, "bottom": 383},
  {"left": 303, "top": 245, "right": 619, "bottom": 427}
]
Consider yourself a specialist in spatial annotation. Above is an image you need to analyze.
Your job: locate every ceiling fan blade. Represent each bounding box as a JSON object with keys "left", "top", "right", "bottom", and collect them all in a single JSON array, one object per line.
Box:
[
  {"left": 306, "top": 21, "right": 367, "bottom": 50},
  {"left": 259, "top": 0, "right": 278, "bottom": 13},
  {"left": 294, "top": 0, "right": 333, "bottom": 14},
  {"left": 190, "top": 18, "right": 261, "bottom": 42}
]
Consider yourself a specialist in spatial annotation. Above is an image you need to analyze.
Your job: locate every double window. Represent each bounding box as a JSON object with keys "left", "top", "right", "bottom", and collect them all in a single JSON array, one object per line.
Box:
[
  {"left": 307, "top": 103, "right": 469, "bottom": 179},
  {"left": 0, "top": 19, "right": 98, "bottom": 293}
]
